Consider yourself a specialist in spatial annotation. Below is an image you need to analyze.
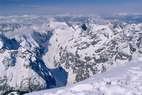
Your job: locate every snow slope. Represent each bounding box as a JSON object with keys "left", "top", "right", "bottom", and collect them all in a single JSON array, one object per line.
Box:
[{"left": 26, "top": 60, "right": 142, "bottom": 95}]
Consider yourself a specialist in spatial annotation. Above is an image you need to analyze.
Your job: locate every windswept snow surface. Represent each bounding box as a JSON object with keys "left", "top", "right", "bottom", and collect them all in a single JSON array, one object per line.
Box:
[{"left": 26, "top": 60, "right": 142, "bottom": 95}]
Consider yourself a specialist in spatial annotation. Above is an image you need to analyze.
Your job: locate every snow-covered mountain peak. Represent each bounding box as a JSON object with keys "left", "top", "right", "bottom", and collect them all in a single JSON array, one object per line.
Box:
[{"left": 0, "top": 15, "right": 142, "bottom": 94}]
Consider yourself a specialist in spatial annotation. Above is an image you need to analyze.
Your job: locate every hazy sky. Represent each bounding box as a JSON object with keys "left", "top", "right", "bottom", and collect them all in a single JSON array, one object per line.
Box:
[{"left": 0, "top": 0, "right": 142, "bottom": 15}]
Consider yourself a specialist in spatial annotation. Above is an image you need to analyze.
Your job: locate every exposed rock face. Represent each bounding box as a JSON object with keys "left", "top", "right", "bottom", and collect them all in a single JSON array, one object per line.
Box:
[
  {"left": 0, "top": 16, "right": 142, "bottom": 94},
  {"left": 44, "top": 20, "right": 142, "bottom": 83}
]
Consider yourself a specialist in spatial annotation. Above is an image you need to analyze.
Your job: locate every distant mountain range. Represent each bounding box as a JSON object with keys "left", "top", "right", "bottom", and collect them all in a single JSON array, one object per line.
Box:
[{"left": 105, "top": 14, "right": 142, "bottom": 23}]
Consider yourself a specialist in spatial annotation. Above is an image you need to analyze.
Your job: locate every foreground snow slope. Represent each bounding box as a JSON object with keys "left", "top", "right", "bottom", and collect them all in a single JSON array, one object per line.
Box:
[{"left": 26, "top": 60, "right": 142, "bottom": 95}]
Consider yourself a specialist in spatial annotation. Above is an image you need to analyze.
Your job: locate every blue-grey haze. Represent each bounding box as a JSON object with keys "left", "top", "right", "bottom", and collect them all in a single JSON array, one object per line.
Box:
[{"left": 0, "top": 0, "right": 142, "bottom": 15}]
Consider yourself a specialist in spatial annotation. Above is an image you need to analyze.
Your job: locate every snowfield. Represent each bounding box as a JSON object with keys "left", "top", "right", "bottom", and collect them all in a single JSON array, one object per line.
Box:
[{"left": 26, "top": 60, "right": 142, "bottom": 95}]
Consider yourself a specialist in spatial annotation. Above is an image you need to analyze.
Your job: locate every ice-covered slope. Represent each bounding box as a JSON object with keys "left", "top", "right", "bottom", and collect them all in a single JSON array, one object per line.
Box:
[{"left": 26, "top": 60, "right": 142, "bottom": 95}]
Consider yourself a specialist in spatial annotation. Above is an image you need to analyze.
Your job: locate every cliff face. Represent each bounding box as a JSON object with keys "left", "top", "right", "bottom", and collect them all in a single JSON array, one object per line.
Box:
[{"left": 45, "top": 20, "right": 142, "bottom": 84}]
